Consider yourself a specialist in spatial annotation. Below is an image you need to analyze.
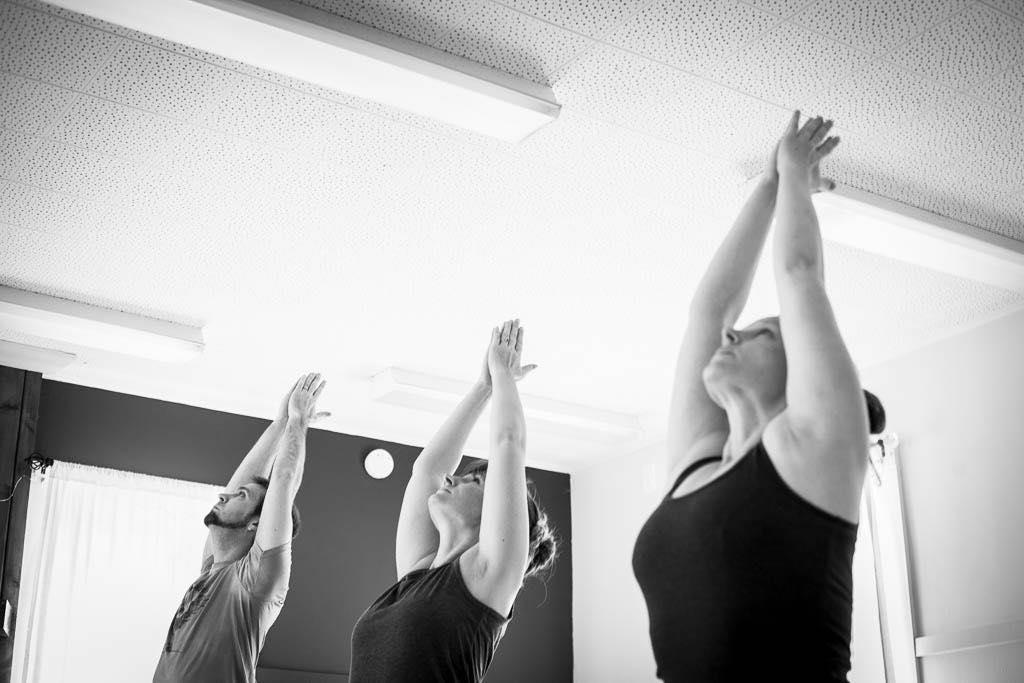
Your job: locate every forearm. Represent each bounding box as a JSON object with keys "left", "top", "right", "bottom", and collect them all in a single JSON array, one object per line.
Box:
[
  {"left": 691, "top": 176, "right": 778, "bottom": 320},
  {"left": 271, "top": 418, "right": 308, "bottom": 490},
  {"left": 490, "top": 372, "right": 525, "bottom": 448},
  {"left": 414, "top": 382, "right": 492, "bottom": 476},
  {"left": 774, "top": 171, "right": 824, "bottom": 279},
  {"left": 227, "top": 417, "right": 286, "bottom": 490}
]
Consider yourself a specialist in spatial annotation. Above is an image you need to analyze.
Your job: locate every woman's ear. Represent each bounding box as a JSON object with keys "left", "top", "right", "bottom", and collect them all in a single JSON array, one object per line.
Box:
[{"left": 247, "top": 519, "right": 259, "bottom": 533}]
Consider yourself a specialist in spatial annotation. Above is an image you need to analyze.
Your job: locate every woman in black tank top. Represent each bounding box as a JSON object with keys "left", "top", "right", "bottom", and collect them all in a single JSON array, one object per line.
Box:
[
  {"left": 350, "top": 319, "right": 557, "bottom": 683},
  {"left": 632, "top": 113, "right": 886, "bottom": 682}
]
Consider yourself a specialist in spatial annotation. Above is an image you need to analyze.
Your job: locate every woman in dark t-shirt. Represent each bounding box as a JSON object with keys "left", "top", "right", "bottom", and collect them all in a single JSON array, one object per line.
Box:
[
  {"left": 350, "top": 319, "right": 557, "bottom": 683},
  {"left": 632, "top": 113, "right": 886, "bottom": 682}
]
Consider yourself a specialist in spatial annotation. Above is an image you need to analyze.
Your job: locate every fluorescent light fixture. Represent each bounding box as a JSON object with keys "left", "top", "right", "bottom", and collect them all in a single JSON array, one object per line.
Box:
[
  {"left": 47, "top": 0, "right": 561, "bottom": 142},
  {"left": 0, "top": 286, "right": 204, "bottom": 362},
  {"left": 813, "top": 184, "right": 1024, "bottom": 292},
  {"left": 0, "top": 339, "right": 77, "bottom": 375},
  {"left": 371, "top": 367, "right": 643, "bottom": 444},
  {"left": 741, "top": 176, "right": 1024, "bottom": 292}
]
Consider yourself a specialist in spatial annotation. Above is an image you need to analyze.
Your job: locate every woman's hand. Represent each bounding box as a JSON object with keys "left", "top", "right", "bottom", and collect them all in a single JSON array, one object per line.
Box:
[
  {"left": 287, "top": 372, "right": 331, "bottom": 426},
  {"left": 485, "top": 319, "right": 537, "bottom": 384},
  {"left": 776, "top": 110, "right": 840, "bottom": 190}
]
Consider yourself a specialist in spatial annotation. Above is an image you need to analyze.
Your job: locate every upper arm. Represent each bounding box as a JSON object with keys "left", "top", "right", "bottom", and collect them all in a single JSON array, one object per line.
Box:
[
  {"left": 254, "top": 471, "right": 297, "bottom": 552},
  {"left": 468, "top": 437, "right": 529, "bottom": 616},
  {"left": 395, "top": 458, "right": 445, "bottom": 577},
  {"left": 240, "top": 542, "right": 291, "bottom": 603},
  {"left": 776, "top": 269, "right": 867, "bottom": 454},
  {"left": 666, "top": 305, "right": 731, "bottom": 476}
]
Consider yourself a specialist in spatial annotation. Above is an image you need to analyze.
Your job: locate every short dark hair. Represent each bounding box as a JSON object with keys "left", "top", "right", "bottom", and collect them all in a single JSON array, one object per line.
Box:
[
  {"left": 250, "top": 476, "right": 302, "bottom": 539},
  {"left": 459, "top": 461, "right": 558, "bottom": 581}
]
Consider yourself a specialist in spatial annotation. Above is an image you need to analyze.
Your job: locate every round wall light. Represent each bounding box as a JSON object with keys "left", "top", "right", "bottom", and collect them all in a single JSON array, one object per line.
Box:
[{"left": 364, "top": 448, "right": 394, "bottom": 480}]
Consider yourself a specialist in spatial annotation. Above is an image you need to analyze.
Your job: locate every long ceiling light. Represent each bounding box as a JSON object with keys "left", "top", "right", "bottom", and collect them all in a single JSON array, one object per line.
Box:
[
  {"left": 0, "top": 286, "right": 204, "bottom": 362},
  {"left": 371, "top": 367, "right": 643, "bottom": 444},
  {"left": 740, "top": 177, "right": 1024, "bottom": 292},
  {"left": 0, "top": 340, "right": 77, "bottom": 375},
  {"left": 48, "top": 0, "right": 561, "bottom": 142}
]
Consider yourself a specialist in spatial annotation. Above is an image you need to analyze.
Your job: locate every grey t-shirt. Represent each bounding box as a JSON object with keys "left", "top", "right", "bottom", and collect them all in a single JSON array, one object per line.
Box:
[{"left": 153, "top": 541, "right": 290, "bottom": 683}]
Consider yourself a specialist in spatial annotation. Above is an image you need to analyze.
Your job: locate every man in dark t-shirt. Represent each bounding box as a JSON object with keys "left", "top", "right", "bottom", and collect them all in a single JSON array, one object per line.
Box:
[{"left": 154, "top": 373, "right": 328, "bottom": 683}]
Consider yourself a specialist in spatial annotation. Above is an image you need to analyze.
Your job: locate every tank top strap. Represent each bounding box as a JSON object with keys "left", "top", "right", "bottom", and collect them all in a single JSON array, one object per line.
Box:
[{"left": 663, "top": 456, "right": 723, "bottom": 502}]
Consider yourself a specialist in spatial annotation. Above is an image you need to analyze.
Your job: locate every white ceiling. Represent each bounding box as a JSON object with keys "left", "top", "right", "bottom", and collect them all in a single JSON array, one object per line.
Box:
[{"left": 2, "top": 0, "right": 1024, "bottom": 472}]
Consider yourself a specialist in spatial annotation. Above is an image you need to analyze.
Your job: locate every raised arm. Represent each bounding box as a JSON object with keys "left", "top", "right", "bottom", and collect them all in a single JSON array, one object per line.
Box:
[
  {"left": 666, "top": 147, "right": 782, "bottom": 477},
  {"left": 772, "top": 112, "right": 868, "bottom": 513},
  {"left": 472, "top": 320, "right": 531, "bottom": 616},
  {"left": 395, "top": 331, "right": 536, "bottom": 577},
  {"left": 202, "top": 379, "right": 303, "bottom": 563},
  {"left": 255, "top": 373, "right": 326, "bottom": 551}
]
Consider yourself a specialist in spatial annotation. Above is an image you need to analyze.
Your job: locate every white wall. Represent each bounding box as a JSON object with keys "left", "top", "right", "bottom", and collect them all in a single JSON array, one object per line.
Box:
[
  {"left": 571, "top": 442, "right": 885, "bottom": 682},
  {"left": 861, "top": 307, "right": 1024, "bottom": 683}
]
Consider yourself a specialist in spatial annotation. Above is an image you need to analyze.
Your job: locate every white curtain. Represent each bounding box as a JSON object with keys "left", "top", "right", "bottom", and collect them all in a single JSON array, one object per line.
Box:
[{"left": 12, "top": 461, "right": 222, "bottom": 683}]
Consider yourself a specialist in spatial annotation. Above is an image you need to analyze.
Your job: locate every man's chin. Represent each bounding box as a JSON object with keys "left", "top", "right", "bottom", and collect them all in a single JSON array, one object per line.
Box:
[{"left": 203, "top": 512, "right": 219, "bottom": 527}]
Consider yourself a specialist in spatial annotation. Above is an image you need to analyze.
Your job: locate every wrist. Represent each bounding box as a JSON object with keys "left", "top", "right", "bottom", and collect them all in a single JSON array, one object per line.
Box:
[{"left": 286, "top": 415, "right": 309, "bottom": 430}]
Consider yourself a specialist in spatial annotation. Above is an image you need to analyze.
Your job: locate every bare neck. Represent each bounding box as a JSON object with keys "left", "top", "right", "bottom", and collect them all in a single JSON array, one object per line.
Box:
[
  {"left": 715, "top": 385, "right": 786, "bottom": 463},
  {"left": 208, "top": 527, "right": 255, "bottom": 565},
  {"left": 432, "top": 520, "right": 478, "bottom": 569}
]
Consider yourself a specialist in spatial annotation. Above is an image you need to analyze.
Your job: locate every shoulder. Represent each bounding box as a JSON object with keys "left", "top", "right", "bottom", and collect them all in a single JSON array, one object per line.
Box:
[
  {"left": 666, "top": 431, "right": 727, "bottom": 490},
  {"left": 458, "top": 546, "right": 516, "bottom": 619},
  {"left": 762, "top": 412, "right": 867, "bottom": 523}
]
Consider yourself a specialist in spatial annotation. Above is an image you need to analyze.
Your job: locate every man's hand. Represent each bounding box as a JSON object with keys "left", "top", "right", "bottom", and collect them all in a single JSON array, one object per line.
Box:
[
  {"left": 287, "top": 373, "right": 330, "bottom": 427},
  {"left": 776, "top": 110, "right": 840, "bottom": 189}
]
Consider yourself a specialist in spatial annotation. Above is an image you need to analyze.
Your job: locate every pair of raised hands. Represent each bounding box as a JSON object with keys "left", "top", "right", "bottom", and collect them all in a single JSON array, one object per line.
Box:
[
  {"left": 767, "top": 110, "right": 840, "bottom": 193},
  {"left": 277, "top": 372, "right": 330, "bottom": 426},
  {"left": 479, "top": 318, "right": 537, "bottom": 388}
]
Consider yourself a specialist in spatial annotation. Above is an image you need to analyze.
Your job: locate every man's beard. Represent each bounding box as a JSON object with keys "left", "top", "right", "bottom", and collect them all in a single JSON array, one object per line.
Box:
[{"left": 204, "top": 510, "right": 250, "bottom": 529}]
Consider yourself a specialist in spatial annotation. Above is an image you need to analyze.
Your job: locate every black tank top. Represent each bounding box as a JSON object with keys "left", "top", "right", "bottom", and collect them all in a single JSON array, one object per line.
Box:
[
  {"left": 349, "top": 554, "right": 510, "bottom": 683},
  {"left": 632, "top": 441, "right": 858, "bottom": 683}
]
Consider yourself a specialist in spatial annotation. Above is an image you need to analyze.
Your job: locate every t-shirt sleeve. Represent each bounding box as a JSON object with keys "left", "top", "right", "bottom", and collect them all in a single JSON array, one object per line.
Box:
[{"left": 237, "top": 541, "right": 291, "bottom": 606}]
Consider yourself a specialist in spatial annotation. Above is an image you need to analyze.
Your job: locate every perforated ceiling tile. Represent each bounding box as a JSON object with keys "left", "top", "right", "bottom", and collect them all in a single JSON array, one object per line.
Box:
[
  {"left": 608, "top": 0, "right": 777, "bottom": 75},
  {"left": 885, "top": 2, "right": 1024, "bottom": 91},
  {"left": 793, "top": 0, "right": 971, "bottom": 56},
  {"left": 551, "top": 44, "right": 657, "bottom": 119},
  {"left": 801, "top": 59, "right": 952, "bottom": 137},
  {"left": 498, "top": 0, "right": 647, "bottom": 39},
  {"left": 970, "top": 65, "right": 1024, "bottom": 117},
  {"left": 0, "top": 180, "right": 89, "bottom": 232},
  {"left": 0, "top": 128, "right": 36, "bottom": 178},
  {"left": 980, "top": 0, "right": 1024, "bottom": 20},
  {"left": 509, "top": 109, "right": 736, "bottom": 204},
  {"left": 293, "top": 0, "right": 478, "bottom": 45},
  {"left": 14, "top": 139, "right": 129, "bottom": 199},
  {"left": 739, "top": 0, "right": 813, "bottom": 17},
  {"left": 897, "top": 93, "right": 1004, "bottom": 169},
  {"left": 48, "top": 95, "right": 189, "bottom": 165},
  {"left": 85, "top": 40, "right": 238, "bottom": 123},
  {"left": 0, "top": 72, "right": 75, "bottom": 136},
  {"left": 823, "top": 242, "right": 1024, "bottom": 364},
  {"left": 705, "top": 22, "right": 875, "bottom": 108},
  {"left": 434, "top": 2, "right": 595, "bottom": 85},
  {"left": 0, "top": 2, "right": 118, "bottom": 89},
  {"left": 201, "top": 74, "right": 340, "bottom": 152}
]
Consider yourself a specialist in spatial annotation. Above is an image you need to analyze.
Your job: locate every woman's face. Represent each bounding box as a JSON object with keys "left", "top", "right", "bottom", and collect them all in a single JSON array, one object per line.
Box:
[
  {"left": 428, "top": 471, "right": 485, "bottom": 529},
  {"left": 703, "top": 316, "right": 787, "bottom": 403}
]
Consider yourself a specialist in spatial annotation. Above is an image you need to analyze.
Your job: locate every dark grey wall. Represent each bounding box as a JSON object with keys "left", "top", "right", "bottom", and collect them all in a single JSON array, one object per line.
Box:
[{"left": 36, "top": 380, "right": 573, "bottom": 682}]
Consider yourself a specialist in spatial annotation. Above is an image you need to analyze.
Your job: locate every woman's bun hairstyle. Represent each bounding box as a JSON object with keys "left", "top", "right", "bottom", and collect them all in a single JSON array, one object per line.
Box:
[
  {"left": 459, "top": 461, "right": 558, "bottom": 581},
  {"left": 864, "top": 389, "right": 886, "bottom": 435}
]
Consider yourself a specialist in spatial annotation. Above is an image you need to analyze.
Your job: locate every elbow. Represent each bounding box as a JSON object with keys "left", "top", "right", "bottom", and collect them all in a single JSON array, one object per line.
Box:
[
  {"left": 492, "top": 430, "right": 526, "bottom": 450},
  {"left": 780, "top": 258, "right": 822, "bottom": 280}
]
